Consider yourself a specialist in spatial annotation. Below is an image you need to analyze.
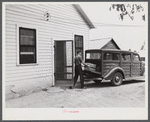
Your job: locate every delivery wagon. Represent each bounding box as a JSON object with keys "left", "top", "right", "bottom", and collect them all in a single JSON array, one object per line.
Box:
[{"left": 83, "top": 49, "right": 145, "bottom": 86}]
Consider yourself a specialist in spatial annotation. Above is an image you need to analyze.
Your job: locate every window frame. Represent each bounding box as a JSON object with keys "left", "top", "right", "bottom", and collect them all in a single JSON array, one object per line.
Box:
[
  {"left": 121, "top": 53, "right": 131, "bottom": 62},
  {"left": 17, "top": 24, "right": 38, "bottom": 66},
  {"left": 86, "top": 52, "right": 101, "bottom": 60},
  {"left": 74, "top": 35, "right": 84, "bottom": 59},
  {"left": 103, "top": 52, "right": 120, "bottom": 61},
  {"left": 132, "top": 54, "right": 140, "bottom": 62}
]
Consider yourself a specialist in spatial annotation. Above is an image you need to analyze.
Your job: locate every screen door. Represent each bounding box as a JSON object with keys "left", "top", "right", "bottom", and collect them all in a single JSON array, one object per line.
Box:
[{"left": 54, "top": 40, "right": 73, "bottom": 83}]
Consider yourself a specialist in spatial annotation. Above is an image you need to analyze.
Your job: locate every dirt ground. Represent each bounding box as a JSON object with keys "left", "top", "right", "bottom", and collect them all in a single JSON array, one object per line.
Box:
[{"left": 5, "top": 80, "right": 145, "bottom": 108}]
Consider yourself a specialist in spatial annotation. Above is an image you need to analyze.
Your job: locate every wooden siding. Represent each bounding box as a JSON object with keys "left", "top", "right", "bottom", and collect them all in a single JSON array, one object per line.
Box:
[
  {"left": 131, "top": 62, "right": 141, "bottom": 76},
  {"left": 102, "top": 62, "right": 120, "bottom": 76},
  {"left": 5, "top": 4, "right": 89, "bottom": 85},
  {"left": 121, "top": 62, "right": 131, "bottom": 77}
]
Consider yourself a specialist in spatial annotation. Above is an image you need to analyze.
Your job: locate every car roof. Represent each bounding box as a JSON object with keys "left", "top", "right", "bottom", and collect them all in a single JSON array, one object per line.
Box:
[{"left": 85, "top": 49, "right": 139, "bottom": 54}]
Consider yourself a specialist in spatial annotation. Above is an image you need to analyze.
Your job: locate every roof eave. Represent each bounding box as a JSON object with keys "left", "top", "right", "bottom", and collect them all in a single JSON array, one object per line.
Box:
[
  {"left": 111, "top": 38, "right": 121, "bottom": 50},
  {"left": 73, "top": 4, "right": 95, "bottom": 29}
]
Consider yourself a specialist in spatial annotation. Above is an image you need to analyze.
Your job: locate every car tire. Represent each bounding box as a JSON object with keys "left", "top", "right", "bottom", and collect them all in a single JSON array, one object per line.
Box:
[
  {"left": 93, "top": 80, "right": 102, "bottom": 84},
  {"left": 111, "top": 72, "right": 123, "bottom": 86}
]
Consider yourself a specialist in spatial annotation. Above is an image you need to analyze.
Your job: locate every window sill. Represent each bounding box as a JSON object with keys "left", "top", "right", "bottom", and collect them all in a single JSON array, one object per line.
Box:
[{"left": 16, "top": 63, "right": 38, "bottom": 66}]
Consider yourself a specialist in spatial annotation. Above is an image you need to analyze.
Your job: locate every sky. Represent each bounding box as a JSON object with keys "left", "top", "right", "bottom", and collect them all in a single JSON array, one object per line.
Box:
[{"left": 80, "top": 2, "right": 148, "bottom": 52}]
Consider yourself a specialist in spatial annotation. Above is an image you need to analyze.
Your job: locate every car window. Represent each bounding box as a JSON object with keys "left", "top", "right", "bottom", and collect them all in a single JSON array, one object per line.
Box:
[
  {"left": 140, "top": 57, "right": 145, "bottom": 61},
  {"left": 112, "top": 53, "right": 119, "bottom": 60},
  {"left": 133, "top": 54, "right": 140, "bottom": 61},
  {"left": 86, "top": 53, "right": 101, "bottom": 59},
  {"left": 122, "top": 53, "right": 131, "bottom": 61},
  {"left": 103, "top": 53, "right": 119, "bottom": 61}
]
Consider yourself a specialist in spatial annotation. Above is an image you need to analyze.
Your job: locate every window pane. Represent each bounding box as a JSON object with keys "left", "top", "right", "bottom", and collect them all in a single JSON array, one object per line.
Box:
[
  {"left": 20, "top": 54, "right": 36, "bottom": 64},
  {"left": 24, "top": 37, "right": 30, "bottom": 45},
  {"left": 140, "top": 57, "right": 145, "bottom": 61},
  {"left": 86, "top": 53, "right": 101, "bottom": 59},
  {"left": 78, "top": 37, "right": 81, "bottom": 47},
  {"left": 104, "top": 53, "right": 112, "bottom": 60},
  {"left": 133, "top": 54, "right": 140, "bottom": 61},
  {"left": 29, "top": 38, "right": 35, "bottom": 45},
  {"left": 25, "top": 29, "right": 30, "bottom": 36},
  {"left": 20, "top": 28, "right": 35, "bottom": 45},
  {"left": 21, "top": 29, "right": 25, "bottom": 35},
  {"left": 122, "top": 54, "right": 131, "bottom": 61},
  {"left": 79, "top": 40, "right": 82, "bottom": 47},
  {"left": 75, "top": 36, "right": 83, "bottom": 48},
  {"left": 75, "top": 39, "right": 78, "bottom": 47},
  {"left": 20, "top": 47, "right": 35, "bottom": 52},
  {"left": 20, "top": 37, "right": 24, "bottom": 45},
  {"left": 104, "top": 53, "right": 119, "bottom": 60},
  {"left": 29, "top": 30, "right": 34, "bottom": 37},
  {"left": 80, "top": 40, "right": 83, "bottom": 47},
  {"left": 112, "top": 53, "right": 119, "bottom": 60}
]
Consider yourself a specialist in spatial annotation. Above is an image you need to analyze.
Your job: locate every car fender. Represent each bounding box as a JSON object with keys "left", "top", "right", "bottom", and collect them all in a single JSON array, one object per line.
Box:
[{"left": 103, "top": 67, "right": 125, "bottom": 80}]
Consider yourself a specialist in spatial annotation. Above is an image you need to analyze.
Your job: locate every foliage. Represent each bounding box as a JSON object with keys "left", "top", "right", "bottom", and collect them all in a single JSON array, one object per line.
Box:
[{"left": 109, "top": 4, "right": 145, "bottom": 21}]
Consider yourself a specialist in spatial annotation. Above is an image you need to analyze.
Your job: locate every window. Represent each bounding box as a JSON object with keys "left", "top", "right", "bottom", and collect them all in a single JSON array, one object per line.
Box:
[
  {"left": 75, "top": 35, "right": 83, "bottom": 58},
  {"left": 121, "top": 53, "right": 131, "bottom": 61},
  {"left": 103, "top": 53, "right": 119, "bottom": 60},
  {"left": 133, "top": 54, "right": 140, "bottom": 61},
  {"left": 19, "top": 27, "right": 37, "bottom": 64},
  {"left": 140, "top": 57, "right": 145, "bottom": 61},
  {"left": 86, "top": 53, "right": 101, "bottom": 59}
]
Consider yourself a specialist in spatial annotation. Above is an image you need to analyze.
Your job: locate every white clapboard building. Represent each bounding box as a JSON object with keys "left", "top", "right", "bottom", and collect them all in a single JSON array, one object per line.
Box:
[{"left": 3, "top": 3, "right": 95, "bottom": 99}]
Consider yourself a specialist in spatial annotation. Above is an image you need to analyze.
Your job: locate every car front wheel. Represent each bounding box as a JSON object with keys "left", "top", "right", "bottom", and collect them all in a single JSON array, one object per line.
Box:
[{"left": 111, "top": 72, "right": 123, "bottom": 86}]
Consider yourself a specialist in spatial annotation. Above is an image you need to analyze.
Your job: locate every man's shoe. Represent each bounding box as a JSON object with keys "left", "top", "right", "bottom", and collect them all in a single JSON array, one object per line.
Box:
[{"left": 69, "top": 86, "right": 75, "bottom": 89}]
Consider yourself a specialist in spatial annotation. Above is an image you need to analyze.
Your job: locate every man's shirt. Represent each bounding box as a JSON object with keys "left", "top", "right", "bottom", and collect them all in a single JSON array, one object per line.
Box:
[{"left": 75, "top": 55, "right": 82, "bottom": 66}]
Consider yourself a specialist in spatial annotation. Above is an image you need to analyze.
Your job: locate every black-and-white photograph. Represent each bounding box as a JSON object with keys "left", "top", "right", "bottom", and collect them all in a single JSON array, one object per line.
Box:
[{"left": 2, "top": 1, "right": 148, "bottom": 120}]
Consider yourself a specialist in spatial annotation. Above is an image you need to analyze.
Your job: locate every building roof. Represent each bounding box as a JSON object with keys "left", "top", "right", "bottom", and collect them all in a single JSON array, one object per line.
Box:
[
  {"left": 73, "top": 4, "right": 95, "bottom": 29},
  {"left": 89, "top": 38, "right": 120, "bottom": 49}
]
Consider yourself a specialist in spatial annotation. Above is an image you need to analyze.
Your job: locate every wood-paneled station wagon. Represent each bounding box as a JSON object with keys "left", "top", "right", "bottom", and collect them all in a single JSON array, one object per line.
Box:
[{"left": 83, "top": 49, "right": 145, "bottom": 86}]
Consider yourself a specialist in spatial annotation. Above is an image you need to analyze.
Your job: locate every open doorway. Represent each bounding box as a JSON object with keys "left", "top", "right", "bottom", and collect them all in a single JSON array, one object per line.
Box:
[{"left": 54, "top": 40, "right": 73, "bottom": 85}]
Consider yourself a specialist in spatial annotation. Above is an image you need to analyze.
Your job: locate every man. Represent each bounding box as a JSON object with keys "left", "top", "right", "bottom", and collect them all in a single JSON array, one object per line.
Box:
[{"left": 71, "top": 51, "right": 86, "bottom": 89}]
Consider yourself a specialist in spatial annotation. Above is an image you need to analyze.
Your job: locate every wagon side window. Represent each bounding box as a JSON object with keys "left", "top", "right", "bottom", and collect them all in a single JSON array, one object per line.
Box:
[
  {"left": 103, "top": 53, "right": 112, "bottom": 60},
  {"left": 103, "top": 53, "right": 119, "bottom": 60},
  {"left": 121, "top": 53, "right": 131, "bottom": 61},
  {"left": 133, "top": 54, "right": 140, "bottom": 61},
  {"left": 112, "top": 53, "right": 119, "bottom": 60}
]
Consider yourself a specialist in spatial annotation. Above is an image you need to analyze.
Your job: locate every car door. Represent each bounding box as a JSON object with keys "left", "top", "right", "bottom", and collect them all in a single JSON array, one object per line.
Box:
[
  {"left": 121, "top": 53, "right": 132, "bottom": 78},
  {"left": 131, "top": 53, "right": 141, "bottom": 76},
  {"left": 102, "top": 51, "right": 120, "bottom": 76}
]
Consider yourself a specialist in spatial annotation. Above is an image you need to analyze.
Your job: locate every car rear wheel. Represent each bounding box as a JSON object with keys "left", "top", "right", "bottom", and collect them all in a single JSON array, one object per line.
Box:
[
  {"left": 93, "top": 80, "right": 102, "bottom": 84},
  {"left": 111, "top": 72, "right": 123, "bottom": 86}
]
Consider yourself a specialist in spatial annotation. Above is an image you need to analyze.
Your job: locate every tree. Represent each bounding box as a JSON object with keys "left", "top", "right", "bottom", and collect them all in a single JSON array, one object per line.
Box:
[{"left": 109, "top": 4, "right": 145, "bottom": 21}]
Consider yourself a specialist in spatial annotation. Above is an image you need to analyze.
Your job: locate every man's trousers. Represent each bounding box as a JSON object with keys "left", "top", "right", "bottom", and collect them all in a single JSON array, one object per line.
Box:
[{"left": 73, "top": 64, "right": 84, "bottom": 88}]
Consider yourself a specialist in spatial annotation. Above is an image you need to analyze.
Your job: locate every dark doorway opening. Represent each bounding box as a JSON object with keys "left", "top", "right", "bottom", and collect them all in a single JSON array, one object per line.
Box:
[{"left": 54, "top": 40, "right": 73, "bottom": 85}]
